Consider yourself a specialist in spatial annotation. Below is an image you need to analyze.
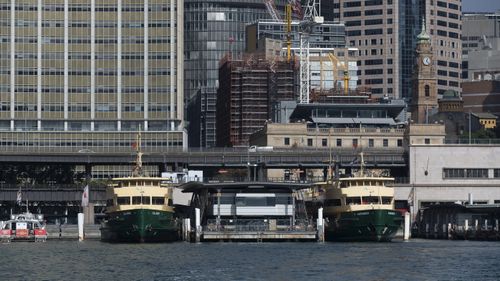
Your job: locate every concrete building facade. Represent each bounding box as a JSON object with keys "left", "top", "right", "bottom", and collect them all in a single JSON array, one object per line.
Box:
[
  {"left": 396, "top": 145, "right": 500, "bottom": 215},
  {"left": 0, "top": 0, "right": 185, "bottom": 152},
  {"left": 462, "top": 11, "right": 500, "bottom": 81}
]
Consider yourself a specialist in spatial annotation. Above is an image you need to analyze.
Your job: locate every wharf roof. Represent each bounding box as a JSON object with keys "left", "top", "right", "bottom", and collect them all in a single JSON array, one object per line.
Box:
[
  {"left": 312, "top": 117, "right": 397, "bottom": 126},
  {"left": 289, "top": 101, "right": 406, "bottom": 121},
  {"left": 180, "top": 181, "right": 311, "bottom": 193},
  {"left": 472, "top": 112, "right": 498, "bottom": 119}
]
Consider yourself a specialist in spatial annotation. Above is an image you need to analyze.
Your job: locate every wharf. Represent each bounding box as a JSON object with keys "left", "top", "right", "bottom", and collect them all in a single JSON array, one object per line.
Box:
[
  {"left": 201, "top": 230, "right": 317, "bottom": 242},
  {"left": 45, "top": 224, "right": 101, "bottom": 240}
]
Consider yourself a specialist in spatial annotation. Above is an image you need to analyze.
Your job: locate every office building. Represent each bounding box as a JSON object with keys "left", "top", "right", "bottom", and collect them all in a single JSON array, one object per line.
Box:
[
  {"left": 328, "top": 0, "right": 461, "bottom": 99},
  {"left": 0, "top": 1, "right": 185, "bottom": 155}
]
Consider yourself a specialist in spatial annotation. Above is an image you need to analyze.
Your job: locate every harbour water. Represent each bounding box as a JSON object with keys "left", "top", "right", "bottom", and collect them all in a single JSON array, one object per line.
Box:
[{"left": 1, "top": 239, "right": 500, "bottom": 280}]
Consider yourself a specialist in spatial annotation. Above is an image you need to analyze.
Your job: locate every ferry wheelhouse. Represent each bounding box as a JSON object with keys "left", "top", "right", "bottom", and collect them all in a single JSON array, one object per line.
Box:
[{"left": 0, "top": 213, "right": 47, "bottom": 242}]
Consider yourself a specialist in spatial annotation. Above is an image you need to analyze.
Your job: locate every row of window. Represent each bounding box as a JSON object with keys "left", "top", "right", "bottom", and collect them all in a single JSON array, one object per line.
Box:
[
  {"left": 284, "top": 137, "right": 403, "bottom": 148},
  {"left": 325, "top": 196, "right": 392, "bottom": 207},
  {"left": 12, "top": 70, "right": 172, "bottom": 76},
  {"left": 0, "top": 5, "right": 172, "bottom": 12},
  {"left": 109, "top": 196, "right": 171, "bottom": 206},
  {"left": 442, "top": 168, "right": 500, "bottom": 179},
  {"left": 210, "top": 196, "right": 292, "bottom": 206}
]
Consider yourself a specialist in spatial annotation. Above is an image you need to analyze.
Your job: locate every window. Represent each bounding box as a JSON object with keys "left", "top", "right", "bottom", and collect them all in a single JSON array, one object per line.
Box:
[
  {"left": 467, "top": 169, "right": 488, "bottom": 178},
  {"left": 346, "top": 197, "right": 361, "bottom": 205},
  {"left": 325, "top": 199, "right": 342, "bottom": 207},
  {"left": 117, "top": 197, "right": 130, "bottom": 205},
  {"left": 352, "top": 139, "right": 358, "bottom": 148},
  {"left": 307, "top": 139, "right": 313, "bottom": 147},
  {"left": 284, "top": 137, "right": 290, "bottom": 145},
  {"left": 132, "top": 196, "right": 142, "bottom": 205},
  {"left": 381, "top": 197, "right": 392, "bottom": 204},
  {"left": 397, "top": 139, "right": 403, "bottom": 147},
  {"left": 336, "top": 139, "right": 342, "bottom": 147},
  {"left": 142, "top": 196, "right": 150, "bottom": 205},
  {"left": 494, "top": 169, "right": 500, "bottom": 178},
  {"left": 424, "top": 138, "right": 431, "bottom": 144},
  {"left": 369, "top": 139, "right": 374, "bottom": 147},
  {"left": 362, "top": 196, "right": 379, "bottom": 204},
  {"left": 425, "top": 85, "right": 430, "bottom": 97},
  {"left": 152, "top": 197, "right": 165, "bottom": 205},
  {"left": 383, "top": 139, "right": 388, "bottom": 147},
  {"left": 443, "top": 168, "right": 488, "bottom": 179},
  {"left": 322, "top": 138, "right": 328, "bottom": 147}
]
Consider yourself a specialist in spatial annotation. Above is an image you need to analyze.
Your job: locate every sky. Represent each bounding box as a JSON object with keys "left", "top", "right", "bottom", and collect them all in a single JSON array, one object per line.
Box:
[{"left": 462, "top": 0, "right": 500, "bottom": 13}]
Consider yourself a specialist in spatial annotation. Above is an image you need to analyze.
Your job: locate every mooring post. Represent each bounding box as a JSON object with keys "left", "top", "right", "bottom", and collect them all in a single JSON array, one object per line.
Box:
[
  {"left": 447, "top": 223, "right": 452, "bottom": 239},
  {"left": 404, "top": 212, "right": 410, "bottom": 240},
  {"left": 195, "top": 208, "right": 201, "bottom": 243},
  {"left": 78, "top": 213, "right": 84, "bottom": 241},
  {"left": 317, "top": 207, "right": 324, "bottom": 242}
]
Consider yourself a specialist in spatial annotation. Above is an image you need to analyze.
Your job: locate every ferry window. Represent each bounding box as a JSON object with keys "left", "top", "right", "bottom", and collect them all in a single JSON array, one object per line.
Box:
[
  {"left": 106, "top": 199, "right": 114, "bottom": 207},
  {"left": 218, "top": 196, "right": 235, "bottom": 204},
  {"left": 363, "top": 196, "right": 379, "bottom": 204},
  {"left": 152, "top": 197, "right": 165, "bottom": 205},
  {"left": 168, "top": 199, "right": 173, "bottom": 206},
  {"left": 325, "top": 199, "right": 342, "bottom": 206},
  {"left": 276, "top": 196, "right": 292, "bottom": 204},
  {"left": 117, "top": 197, "right": 130, "bottom": 205},
  {"left": 381, "top": 197, "right": 392, "bottom": 204},
  {"left": 346, "top": 197, "right": 361, "bottom": 205},
  {"left": 142, "top": 196, "right": 151, "bottom": 205}
]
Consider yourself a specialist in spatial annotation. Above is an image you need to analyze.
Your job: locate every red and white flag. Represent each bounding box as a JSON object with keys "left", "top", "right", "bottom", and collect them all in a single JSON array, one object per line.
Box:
[{"left": 82, "top": 185, "right": 89, "bottom": 207}]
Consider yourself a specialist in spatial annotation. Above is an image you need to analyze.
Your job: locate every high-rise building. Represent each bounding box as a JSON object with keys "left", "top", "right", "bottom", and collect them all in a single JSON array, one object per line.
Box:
[
  {"left": 0, "top": 0, "right": 185, "bottom": 153},
  {"left": 328, "top": 0, "right": 461, "bottom": 99},
  {"left": 184, "top": 0, "right": 288, "bottom": 103},
  {"left": 184, "top": 0, "right": 288, "bottom": 147},
  {"left": 462, "top": 12, "right": 500, "bottom": 81}
]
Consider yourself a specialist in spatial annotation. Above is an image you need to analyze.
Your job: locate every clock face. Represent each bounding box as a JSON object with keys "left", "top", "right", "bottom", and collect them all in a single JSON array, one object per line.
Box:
[{"left": 423, "top": 57, "right": 431, "bottom": 65}]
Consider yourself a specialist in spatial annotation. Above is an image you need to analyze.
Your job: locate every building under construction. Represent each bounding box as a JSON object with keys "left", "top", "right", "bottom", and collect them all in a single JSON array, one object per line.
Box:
[{"left": 216, "top": 54, "right": 296, "bottom": 147}]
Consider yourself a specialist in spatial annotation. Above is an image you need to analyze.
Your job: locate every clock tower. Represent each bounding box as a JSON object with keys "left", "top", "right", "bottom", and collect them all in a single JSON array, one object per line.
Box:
[{"left": 411, "top": 19, "right": 438, "bottom": 124}]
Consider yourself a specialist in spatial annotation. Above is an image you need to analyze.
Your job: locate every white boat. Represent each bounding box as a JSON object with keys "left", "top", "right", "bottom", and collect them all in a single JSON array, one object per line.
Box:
[{"left": 0, "top": 213, "right": 48, "bottom": 242}]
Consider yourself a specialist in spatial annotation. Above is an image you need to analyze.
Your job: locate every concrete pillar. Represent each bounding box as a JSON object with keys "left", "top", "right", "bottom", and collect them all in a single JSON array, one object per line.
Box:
[
  {"left": 78, "top": 213, "right": 84, "bottom": 241},
  {"left": 447, "top": 223, "right": 452, "bottom": 239},
  {"left": 317, "top": 207, "right": 324, "bottom": 242},
  {"left": 195, "top": 208, "right": 201, "bottom": 243},
  {"left": 465, "top": 219, "right": 469, "bottom": 231},
  {"left": 83, "top": 203, "right": 95, "bottom": 224},
  {"left": 475, "top": 219, "right": 479, "bottom": 230},
  {"left": 468, "top": 193, "right": 473, "bottom": 205},
  {"left": 484, "top": 219, "right": 488, "bottom": 230},
  {"left": 404, "top": 212, "right": 410, "bottom": 240}
]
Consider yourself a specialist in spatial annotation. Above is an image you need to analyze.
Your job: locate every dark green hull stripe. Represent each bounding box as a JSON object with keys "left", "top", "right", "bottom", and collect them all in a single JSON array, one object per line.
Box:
[
  {"left": 325, "top": 209, "right": 403, "bottom": 242},
  {"left": 100, "top": 209, "right": 178, "bottom": 243}
]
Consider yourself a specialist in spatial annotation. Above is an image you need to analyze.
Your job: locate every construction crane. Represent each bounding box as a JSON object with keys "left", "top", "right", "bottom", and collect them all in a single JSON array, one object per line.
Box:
[
  {"left": 299, "top": 0, "right": 323, "bottom": 104},
  {"left": 264, "top": 0, "right": 281, "bottom": 21},
  {"left": 327, "top": 53, "right": 350, "bottom": 94}
]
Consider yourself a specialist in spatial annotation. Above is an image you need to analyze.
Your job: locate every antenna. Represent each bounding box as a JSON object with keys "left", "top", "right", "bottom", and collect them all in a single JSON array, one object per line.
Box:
[{"left": 132, "top": 125, "right": 144, "bottom": 177}]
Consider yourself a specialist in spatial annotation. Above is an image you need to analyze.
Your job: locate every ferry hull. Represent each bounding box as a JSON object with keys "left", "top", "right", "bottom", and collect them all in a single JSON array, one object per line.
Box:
[
  {"left": 100, "top": 209, "right": 178, "bottom": 243},
  {"left": 325, "top": 209, "right": 402, "bottom": 242}
]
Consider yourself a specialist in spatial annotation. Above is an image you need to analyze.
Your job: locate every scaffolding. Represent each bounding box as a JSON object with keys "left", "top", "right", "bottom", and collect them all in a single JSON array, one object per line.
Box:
[{"left": 216, "top": 54, "right": 296, "bottom": 147}]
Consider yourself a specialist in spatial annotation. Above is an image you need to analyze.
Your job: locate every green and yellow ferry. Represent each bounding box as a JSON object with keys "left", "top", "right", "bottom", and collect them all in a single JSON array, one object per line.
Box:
[
  {"left": 100, "top": 132, "right": 178, "bottom": 243},
  {"left": 314, "top": 153, "right": 402, "bottom": 242}
]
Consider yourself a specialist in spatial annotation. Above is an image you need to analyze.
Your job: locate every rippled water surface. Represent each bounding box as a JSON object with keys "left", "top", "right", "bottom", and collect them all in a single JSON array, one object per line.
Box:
[{"left": 1, "top": 239, "right": 500, "bottom": 280}]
